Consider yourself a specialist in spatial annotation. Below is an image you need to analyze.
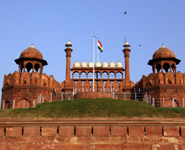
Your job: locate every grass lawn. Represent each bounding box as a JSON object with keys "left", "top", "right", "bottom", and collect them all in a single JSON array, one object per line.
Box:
[{"left": 0, "top": 98, "right": 185, "bottom": 118}]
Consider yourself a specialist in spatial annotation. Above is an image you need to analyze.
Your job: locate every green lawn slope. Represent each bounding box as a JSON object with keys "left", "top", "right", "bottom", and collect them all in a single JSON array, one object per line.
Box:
[{"left": 0, "top": 98, "right": 185, "bottom": 118}]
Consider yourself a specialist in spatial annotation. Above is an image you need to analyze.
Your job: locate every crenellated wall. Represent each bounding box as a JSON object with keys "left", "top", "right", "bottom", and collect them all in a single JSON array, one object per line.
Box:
[
  {"left": 136, "top": 71, "right": 185, "bottom": 107},
  {"left": 3, "top": 71, "right": 59, "bottom": 88},
  {"left": 0, "top": 118, "right": 185, "bottom": 150},
  {"left": 138, "top": 72, "right": 185, "bottom": 88},
  {"left": 1, "top": 71, "right": 61, "bottom": 109}
]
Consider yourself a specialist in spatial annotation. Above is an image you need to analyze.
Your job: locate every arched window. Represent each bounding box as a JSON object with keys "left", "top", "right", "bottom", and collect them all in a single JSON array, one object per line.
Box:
[
  {"left": 73, "top": 72, "right": 80, "bottom": 79},
  {"left": 168, "top": 79, "right": 172, "bottom": 84},
  {"left": 102, "top": 72, "right": 108, "bottom": 79},
  {"left": 109, "top": 72, "right": 115, "bottom": 79},
  {"left": 34, "top": 63, "right": 40, "bottom": 72},
  {"left": 26, "top": 63, "right": 33, "bottom": 72},
  {"left": 95, "top": 72, "right": 101, "bottom": 79},
  {"left": 5, "top": 100, "right": 11, "bottom": 109},
  {"left": 116, "top": 72, "right": 123, "bottom": 79},
  {"left": 80, "top": 72, "right": 87, "bottom": 79},
  {"left": 87, "top": 72, "right": 93, "bottom": 79},
  {"left": 23, "top": 79, "right": 26, "bottom": 84},
  {"left": 163, "top": 63, "right": 170, "bottom": 73}
]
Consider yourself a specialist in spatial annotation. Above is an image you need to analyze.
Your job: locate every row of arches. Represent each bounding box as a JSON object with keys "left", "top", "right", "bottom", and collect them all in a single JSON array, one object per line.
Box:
[
  {"left": 3, "top": 96, "right": 53, "bottom": 109},
  {"left": 73, "top": 71, "right": 123, "bottom": 79},
  {"left": 153, "top": 63, "right": 176, "bottom": 74},
  {"left": 19, "top": 62, "right": 42, "bottom": 74},
  {"left": 3, "top": 99, "right": 31, "bottom": 109}
]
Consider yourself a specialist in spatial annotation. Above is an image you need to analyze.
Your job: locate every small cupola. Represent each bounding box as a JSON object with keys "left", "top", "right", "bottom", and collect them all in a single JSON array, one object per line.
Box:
[
  {"left": 81, "top": 60, "right": 87, "bottom": 67},
  {"left": 73, "top": 61, "right": 80, "bottom": 67}
]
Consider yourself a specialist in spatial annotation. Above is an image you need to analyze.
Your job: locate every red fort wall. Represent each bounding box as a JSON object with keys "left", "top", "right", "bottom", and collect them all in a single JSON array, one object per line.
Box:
[{"left": 0, "top": 118, "right": 185, "bottom": 150}]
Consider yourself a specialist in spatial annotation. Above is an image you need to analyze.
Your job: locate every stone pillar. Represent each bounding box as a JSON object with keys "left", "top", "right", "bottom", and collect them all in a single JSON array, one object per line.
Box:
[
  {"left": 33, "top": 100, "right": 35, "bottom": 108},
  {"left": 32, "top": 64, "right": 34, "bottom": 73},
  {"left": 153, "top": 65, "right": 156, "bottom": 74},
  {"left": 123, "top": 41, "right": 131, "bottom": 86},
  {"left": 3, "top": 100, "right": 5, "bottom": 109},
  {"left": 13, "top": 100, "right": 15, "bottom": 109},
  {"left": 170, "top": 66, "right": 172, "bottom": 72},
  {"left": 50, "top": 93, "right": 52, "bottom": 102},
  {"left": 65, "top": 41, "right": 73, "bottom": 87},
  {"left": 174, "top": 65, "right": 177, "bottom": 73},
  {"left": 40, "top": 66, "right": 43, "bottom": 75},
  {"left": 161, "top": 63, "right": 163, "bottom": 73},
  {"left": 19, "top": 65, "right": 21, "bottom": 73}
]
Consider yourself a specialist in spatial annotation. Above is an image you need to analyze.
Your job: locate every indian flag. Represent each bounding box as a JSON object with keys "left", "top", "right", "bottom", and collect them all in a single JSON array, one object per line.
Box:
[{"left": 97, "top": 39, "right": 103, "bottom": 52}]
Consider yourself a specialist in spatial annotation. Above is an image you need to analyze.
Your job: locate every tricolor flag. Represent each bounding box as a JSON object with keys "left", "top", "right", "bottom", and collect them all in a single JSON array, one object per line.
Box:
[{"left": 97, "top": 39, "right": 103, "bottom": 52}]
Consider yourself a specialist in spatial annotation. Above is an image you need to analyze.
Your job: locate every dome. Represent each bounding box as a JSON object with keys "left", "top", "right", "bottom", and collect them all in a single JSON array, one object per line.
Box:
[
  {"left": 124, "top": 41, "right": 129, "bottom": 46},
  {"left": 95, "top": 61, "right": 101, "bottom": 67},
  {"left": 65, "top": 41, "right": 72, "bottom": 47},
  {"left": 109, "top": 61, "right": 115, "bottom": 68},
  {"left": 88, "top": 60, "right": 94, "bottom": 67},
  {"left": 148, "top": 44, "right": 181, "bottom": 66},
  {"left": 153, "top": 45, "right": 176, "bottom": 59},
  {"left": 73, "top": 61, "right": 80, "bottom": 67},
  {"left": 124, "top": 41, "right": 130, "bottom": 48},
  {"left": 20, "top": 44, "right": 43, "bottom": 60},
  {"left": 102, "top": 61, "right": 108, "bottom": 67},
  {"left": 81, "top": 61, "right": 87, "bottom": 67},
  {"left": 116, "top": 61, "right": 122, "bottom": 67}
]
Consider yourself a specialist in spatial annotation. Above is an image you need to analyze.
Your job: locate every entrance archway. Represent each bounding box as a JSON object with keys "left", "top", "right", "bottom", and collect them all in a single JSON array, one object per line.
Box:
[
  {"left": 164, "top": 99, "right": 178, "bottom": 107},
  {"left": 5, "top": 100, "right": 11, "bottom": 109},
  {"left": 16, "top": 99, "right": 31, "bottom": 108}
]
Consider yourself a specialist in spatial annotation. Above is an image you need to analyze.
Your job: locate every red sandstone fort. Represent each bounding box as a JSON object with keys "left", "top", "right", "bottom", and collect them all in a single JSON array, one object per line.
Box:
[{"left": 1, "top": 41, "right": 185, "bottom": 109}]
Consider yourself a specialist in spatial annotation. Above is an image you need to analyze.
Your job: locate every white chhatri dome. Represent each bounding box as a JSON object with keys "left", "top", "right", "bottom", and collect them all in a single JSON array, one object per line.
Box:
[
  {"left": 124, "top": 41, "right": 129, "bottom": 46},
  {"left": 66, "top": 41, "right": 71, "bottom": 45},
  {"left": 109, "top": 61, "right": 115, "bottom": 68},
  {"left": 116, "top": 61, "right": 122, "bottom": 67},
  {"left": 81, "top": 60, "right": 87, "bottom": 67},
  {"left": 102, "top": 61, "right": 108, "bottom": 67},
  {"left": 65, "top": 40, "right": 72, "bottom": 47},
  {"left": 95, "top": 61, "right": 101, "bottom": 67},
  {"left": 73, "top": 61, "right": 80, "bottom": 67},
  {"left": 88, "top": 60, "right": 94, "bottom": 67}
]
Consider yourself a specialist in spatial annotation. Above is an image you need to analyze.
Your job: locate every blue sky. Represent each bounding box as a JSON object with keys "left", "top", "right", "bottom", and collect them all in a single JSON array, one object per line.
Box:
[{"left": 0, "top": 0, "right": 185, "bottom": 96}]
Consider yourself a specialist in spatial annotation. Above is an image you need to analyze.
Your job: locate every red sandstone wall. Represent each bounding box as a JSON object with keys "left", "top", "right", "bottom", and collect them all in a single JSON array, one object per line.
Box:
[
  {"left": 0, "top": 118, "right": 185, "bottom": 150},
  {"left": 74, "top": 92, "right": 115, "bottom": 99}
]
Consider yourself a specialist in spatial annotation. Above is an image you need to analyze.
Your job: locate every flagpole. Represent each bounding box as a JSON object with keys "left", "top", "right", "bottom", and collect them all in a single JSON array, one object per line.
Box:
[{"left": 93, "top": 36, "right": 95, "bottom": 92}]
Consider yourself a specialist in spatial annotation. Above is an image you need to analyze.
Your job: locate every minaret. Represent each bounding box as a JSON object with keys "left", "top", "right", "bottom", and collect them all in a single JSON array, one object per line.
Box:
[
  {"left": 64, "top": 41, "right": 73, "bottom": 87},
  {"left": 123, "top": 41, "right": 131, "bottom": 86}
]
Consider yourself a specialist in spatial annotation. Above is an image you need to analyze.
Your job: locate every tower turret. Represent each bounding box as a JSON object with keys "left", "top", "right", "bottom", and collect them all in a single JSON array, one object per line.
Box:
[
  {"left": 123, "top": 41, "right": 131, "bottom": 86},
  {"left": 14, "top": 44, "right": 48, "bottom": 75},
  {"left": 148, "top": 44, "right": 181, "bottom": 74},
  {"left": 64, "top": 41, "right": 73, "bottom": 93}
]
